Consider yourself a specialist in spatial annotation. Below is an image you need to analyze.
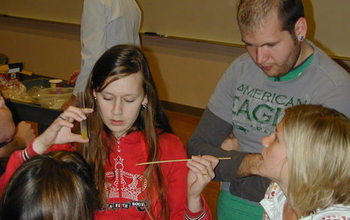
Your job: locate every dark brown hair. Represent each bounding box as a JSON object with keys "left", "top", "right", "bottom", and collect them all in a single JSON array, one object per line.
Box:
[
  {"left": 0, "top": 151, "right": 97, "bottom": 220},
  {"left": 81, "top": 45, "right": 172, "bottom": 218}
]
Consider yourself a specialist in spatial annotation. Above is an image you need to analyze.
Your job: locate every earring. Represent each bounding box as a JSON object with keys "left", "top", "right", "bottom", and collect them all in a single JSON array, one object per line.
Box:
[
  {"left": 142, "top": 103, "right": 147, "bottom": 110},
  {"left": 299, "top": 36, "right": 304, "bottom": 41}
]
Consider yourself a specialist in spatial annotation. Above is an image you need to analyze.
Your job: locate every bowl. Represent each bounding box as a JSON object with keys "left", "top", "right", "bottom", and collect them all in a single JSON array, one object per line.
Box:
[{"left": 37, "top": 87, "right": 73, "bottom": 109}]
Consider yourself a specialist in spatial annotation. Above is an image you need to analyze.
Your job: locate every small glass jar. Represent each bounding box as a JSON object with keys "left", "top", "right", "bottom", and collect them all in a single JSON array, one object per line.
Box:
[{"left": 49, "top": 79, "right": 63, "bottom": 89}]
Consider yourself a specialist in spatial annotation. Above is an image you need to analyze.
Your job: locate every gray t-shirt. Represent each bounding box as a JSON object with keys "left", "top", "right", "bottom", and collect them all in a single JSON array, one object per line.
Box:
[
  {"left": 209, "top": 45, "right": 350, "bottom": 154},
  {"left": 188, "top": 43, "right": 350, "bottom": 202}
]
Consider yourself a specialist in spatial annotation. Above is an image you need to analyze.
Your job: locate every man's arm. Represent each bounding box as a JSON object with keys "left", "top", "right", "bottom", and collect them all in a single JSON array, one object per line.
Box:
[
  {"left": 188, "top": 109, "right": 248, "bottom": 182},
  {"left": 188, "top": 109, "right": 270, "bottom": 200},
  {"left": 74, "top": 0, "right": 106, "bottom": 94}
]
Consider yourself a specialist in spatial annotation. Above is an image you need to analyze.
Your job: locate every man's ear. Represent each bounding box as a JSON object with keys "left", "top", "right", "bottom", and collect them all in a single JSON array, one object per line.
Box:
[{"left": 294, "top": 17, "right": 307, "bottom": 41}]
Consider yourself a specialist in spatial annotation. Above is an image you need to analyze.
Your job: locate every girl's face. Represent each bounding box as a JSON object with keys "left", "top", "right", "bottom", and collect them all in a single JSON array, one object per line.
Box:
[
  {"left": 260, "top": 121, "right": 289, "bottom": 185},
  {"left": 94, "top": 72, "right": 147, "bottom": 138}
]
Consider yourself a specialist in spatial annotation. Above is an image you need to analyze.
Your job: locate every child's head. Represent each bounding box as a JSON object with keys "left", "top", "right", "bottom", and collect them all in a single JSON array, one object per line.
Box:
[
  {"left": 0, "top": 151, "right": 97, "bottom": 220},
  {"left": 260, "top": 104, "right": 350, "bottom": 215},
  {"left": 85, "top": 44, "right": 171, "bottom": 138}
]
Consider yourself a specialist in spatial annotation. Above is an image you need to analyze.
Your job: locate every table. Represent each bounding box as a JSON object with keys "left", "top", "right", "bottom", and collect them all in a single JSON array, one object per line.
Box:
[
  {"left": 7, "top": 100, "right": 61, "bottom": 134},
  {"left": 4, "top": 74, "right": 66, "bottom": 133}
]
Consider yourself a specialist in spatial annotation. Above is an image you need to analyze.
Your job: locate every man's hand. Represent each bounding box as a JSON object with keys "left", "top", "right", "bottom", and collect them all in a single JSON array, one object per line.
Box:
[
  {"left": 236, "top": 153, "right": 263, "bottom": 177},
  {"left": 220, "top": 133, "right": 239, "bottom": 151}
]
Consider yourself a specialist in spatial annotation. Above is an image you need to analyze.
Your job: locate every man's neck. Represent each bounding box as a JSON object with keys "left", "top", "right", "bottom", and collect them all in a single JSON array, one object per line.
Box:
[{"left": 295, "top": 41, "right": 314, "bottom": 67}]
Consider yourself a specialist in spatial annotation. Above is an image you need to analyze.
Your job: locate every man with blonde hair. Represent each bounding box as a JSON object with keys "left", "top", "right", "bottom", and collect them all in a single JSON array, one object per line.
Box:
[{"left": 188, "top": 0, "right": 350, "bottom": 219}]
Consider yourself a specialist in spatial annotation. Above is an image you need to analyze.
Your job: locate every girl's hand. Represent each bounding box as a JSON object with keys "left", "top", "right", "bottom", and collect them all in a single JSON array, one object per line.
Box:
[
  {"left": 187, "top": 155, "right": 219, "bottom": 212},
  {"left": 33, "top": 106, "right": 93, "bottom": 154}
]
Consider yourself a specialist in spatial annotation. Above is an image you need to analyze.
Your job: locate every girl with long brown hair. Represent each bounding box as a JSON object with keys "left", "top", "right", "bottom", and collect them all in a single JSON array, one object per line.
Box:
[{"left": 0, "top": 45, "right": 211, "bottom": 220}]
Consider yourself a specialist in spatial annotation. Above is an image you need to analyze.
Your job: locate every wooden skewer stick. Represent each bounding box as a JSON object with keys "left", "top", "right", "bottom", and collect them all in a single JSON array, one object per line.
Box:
[{"left": 136, "top": 157, "right": 231, "bottom": 166}]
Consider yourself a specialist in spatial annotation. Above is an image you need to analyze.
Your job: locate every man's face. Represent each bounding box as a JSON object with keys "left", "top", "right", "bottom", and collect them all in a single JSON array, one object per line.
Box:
[{"left": 241, "top": 11, "right": 302, "bottom": 78}]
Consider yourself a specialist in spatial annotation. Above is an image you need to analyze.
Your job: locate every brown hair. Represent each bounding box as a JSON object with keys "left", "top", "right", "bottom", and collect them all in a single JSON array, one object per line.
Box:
[
  {"left": 0, "top": 151, "right": 97, "bottom": 220},
  {"left": 80, "top": 45, "right": 173, "bottom": 218},
  {"left": 237, "top": 0, "right": 304, "bottom": 34}
]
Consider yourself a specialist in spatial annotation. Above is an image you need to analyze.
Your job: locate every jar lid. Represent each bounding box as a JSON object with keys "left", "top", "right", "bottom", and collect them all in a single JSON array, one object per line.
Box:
[{"left": 49, "top": 79, "right": 63, "bottom": 84}]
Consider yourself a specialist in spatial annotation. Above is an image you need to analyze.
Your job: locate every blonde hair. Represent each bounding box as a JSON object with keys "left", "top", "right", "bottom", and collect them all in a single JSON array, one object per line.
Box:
[
  {"left": 237, "top": 0, "right": 304, "bottom": 34},
  {"left": 282, "top": 105, "right": 350, "bottom": 216}
]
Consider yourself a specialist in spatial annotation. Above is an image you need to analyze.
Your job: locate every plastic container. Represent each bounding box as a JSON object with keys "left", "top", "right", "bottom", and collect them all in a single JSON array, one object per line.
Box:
[{"left": 37, "top": 87, "right": 73, "bottom": 109}]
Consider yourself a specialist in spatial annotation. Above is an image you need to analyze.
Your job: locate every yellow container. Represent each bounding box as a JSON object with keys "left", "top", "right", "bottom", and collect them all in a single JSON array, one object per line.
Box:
[{"left": 37, "top": 87, "right": 73, "bottom": 109}]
